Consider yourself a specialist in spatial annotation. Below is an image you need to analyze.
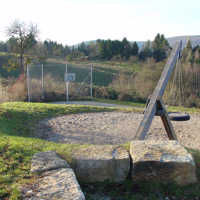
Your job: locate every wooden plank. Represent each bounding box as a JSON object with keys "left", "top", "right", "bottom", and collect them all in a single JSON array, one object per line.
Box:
[
  {"left": 157, "top": 100, "right": 177, "bottom": 140},
  {"left": 134, "top": 41, "right": 182, "bottom": 140}
]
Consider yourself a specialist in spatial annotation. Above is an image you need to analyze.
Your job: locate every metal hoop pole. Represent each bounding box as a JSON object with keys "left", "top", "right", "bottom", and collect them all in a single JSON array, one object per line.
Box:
[
  {"left": 27, "top": 64, "right": 30, "bottom": 102},
  {"left": 41, "top": 64, "right": 44, "bottom": 99},
  {"left": 66, "top": 64, "right": 69, "bottom": 102},
  {"left": 90, "top": 64, "right": 93, "bottom": 99}
]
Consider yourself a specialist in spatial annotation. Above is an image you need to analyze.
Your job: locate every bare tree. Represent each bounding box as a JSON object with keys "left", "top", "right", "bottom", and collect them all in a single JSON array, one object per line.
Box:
[{"left": 6, "top": 20, "right": 38, "bottom": 74}]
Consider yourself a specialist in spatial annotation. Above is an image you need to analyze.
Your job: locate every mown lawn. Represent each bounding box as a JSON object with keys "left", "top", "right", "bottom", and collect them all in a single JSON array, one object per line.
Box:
[{"left": 0, "top": 102, "right": 200, "bottom": 200}]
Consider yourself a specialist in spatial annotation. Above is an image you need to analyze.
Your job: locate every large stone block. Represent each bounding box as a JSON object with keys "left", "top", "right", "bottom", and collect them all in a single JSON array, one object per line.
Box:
[
  {"left": 71, "top": 145, "right": 130, "bottom": 183},
  {"left": 31, "top": 151, "right": 70, "bottom": 173},
  {"left": 130, "top": 140, "right": 197, "bottom": 185},
  {"left": 24, "top": 168, "right": 85, "bottom": 200}
]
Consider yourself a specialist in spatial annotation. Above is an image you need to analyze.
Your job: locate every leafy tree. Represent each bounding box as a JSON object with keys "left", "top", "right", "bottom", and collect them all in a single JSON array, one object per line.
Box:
[
  {"left": 97, "top": 39, "right": 110, "bottom": 59},
  {"left": 6, "top": 20, "right": 38, "bottom": 74},
  {"left": 87, "top": 42, "right": 98, "bottom": 59}
]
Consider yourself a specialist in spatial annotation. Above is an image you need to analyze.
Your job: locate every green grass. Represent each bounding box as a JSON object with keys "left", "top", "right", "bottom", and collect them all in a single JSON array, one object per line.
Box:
[
  {"left": 82, "top": 177, "right": 200, "bottom": 200},
  {"left": 94, "top": 98, "right": 200, "bottom": 114},
  {"left": 0, "top": 101, "right": 200, "bottom": 200},
  {"left": 94, "top": 98, "right": 146, "bottom": 108},
  {"left": 0, "top": 102, "right": 118, "bottom": 200}
]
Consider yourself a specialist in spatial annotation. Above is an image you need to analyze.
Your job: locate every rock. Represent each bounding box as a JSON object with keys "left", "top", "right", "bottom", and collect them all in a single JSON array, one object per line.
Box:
[
  {"left": 25, "top": 168, "right": 85, "bottom": 200},
  {"left": 71, "top": 145, "right": 130, "bottom": 183},
  {"left": 130, "top": 140, "right": 197, "bottom": 185},
  {"left": 31, "top": 151, "right": 70, "bottom": 173}
]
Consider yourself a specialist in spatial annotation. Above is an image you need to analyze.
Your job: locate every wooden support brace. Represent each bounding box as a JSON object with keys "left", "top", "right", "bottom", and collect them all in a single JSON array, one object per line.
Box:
[
  {"left": 134, "top": 41, "right": 182, "bottom": 140},
  {"left": 156, "top": 100, "right": 177, "bottom": 140}
]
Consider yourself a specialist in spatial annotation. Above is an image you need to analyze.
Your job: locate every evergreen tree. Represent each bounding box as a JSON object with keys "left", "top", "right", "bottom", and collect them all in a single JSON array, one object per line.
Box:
[
  {"left": 139, "top": 40, "right": 152, "bottom": 61},
  {"left": 0, "top": 41, "right": 7, "bottom": 52},
  {"left": 121, "top": 37, "right": 132, "bottom": 60},
  {"left": 131, "top": 42, "right": 139, "bottom": 56},
  {"left": 152, "top": 33, "right": 169, "bottom": 62},
  {"left": 186, "top": 39, "right": 192, "bottom": 49}
]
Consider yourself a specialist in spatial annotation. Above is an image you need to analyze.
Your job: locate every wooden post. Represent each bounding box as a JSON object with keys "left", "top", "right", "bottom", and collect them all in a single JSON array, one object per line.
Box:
[{"left": 134, "top": 41, "right": 182, "bottom": 140}]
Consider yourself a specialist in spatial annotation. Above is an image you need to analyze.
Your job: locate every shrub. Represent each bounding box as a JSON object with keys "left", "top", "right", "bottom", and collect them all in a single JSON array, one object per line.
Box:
[
  {"left": 118, "top": 93, "right": 133, "bottom": 101},
  {"left": 0, "top": 75, "right": 26, "bottom": 103}
]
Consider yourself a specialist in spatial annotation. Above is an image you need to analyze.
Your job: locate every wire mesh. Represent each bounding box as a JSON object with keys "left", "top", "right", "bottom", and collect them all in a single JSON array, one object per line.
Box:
[
  {"left": 27, "top": 63, "right": 93, "bottom": 102},
  {"left": 27, "top": 64, "right": 43, "bottom": 102}
]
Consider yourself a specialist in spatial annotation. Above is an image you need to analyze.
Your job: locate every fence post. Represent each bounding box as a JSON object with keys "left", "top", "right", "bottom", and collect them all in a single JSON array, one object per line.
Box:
[
  {"left": 27, "top": 64, "right": 30, "bottom": 102},
  {"left": 41, "top": 64, "right": 44, "bottom": 99},
  {"left": 66, "top": 64, "right": 69, "bottom": 102},
  {"left": 90, "top": 64, "right": 93, "bottom": 99}
]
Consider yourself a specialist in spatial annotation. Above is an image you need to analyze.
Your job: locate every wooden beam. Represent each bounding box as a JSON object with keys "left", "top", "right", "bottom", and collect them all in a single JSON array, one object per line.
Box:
[
  {"left": 157, "top": 100, "right": 177, "bottom": 140},
  {"left": 134, "top": 41, "right": 182, "bottom": 140}
]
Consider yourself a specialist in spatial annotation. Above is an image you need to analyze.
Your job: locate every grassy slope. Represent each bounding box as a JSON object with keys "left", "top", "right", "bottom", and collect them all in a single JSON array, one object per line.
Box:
[
  {"left": 34, "top": 58, "right": 141, "bottom": 87},
  {"left": 0, "top": 102, "right": 200, "bottom": 200}
]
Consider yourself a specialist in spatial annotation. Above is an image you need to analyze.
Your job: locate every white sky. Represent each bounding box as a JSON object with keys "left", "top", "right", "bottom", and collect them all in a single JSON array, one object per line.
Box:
[{"left": 0, "top": 0, "right": 199, "bottom": 45}]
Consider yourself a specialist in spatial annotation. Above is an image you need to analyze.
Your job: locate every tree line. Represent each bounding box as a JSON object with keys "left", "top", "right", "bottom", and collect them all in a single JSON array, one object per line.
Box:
[
  {"left": 0, "top": 20, "right": 199, "bottom": 75},
  {"left": 0, "top": 21, "right": 174, "bottom": 71}
]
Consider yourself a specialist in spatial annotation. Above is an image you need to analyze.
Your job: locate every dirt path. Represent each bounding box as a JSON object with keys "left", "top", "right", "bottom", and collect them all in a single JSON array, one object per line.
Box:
[{"left": 34, "top": 111, "right": 200, "bottom": 150}]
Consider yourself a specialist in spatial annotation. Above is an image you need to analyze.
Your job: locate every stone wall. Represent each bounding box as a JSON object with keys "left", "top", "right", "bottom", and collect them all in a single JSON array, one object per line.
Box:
[{"left": 25, "top": 141, "right": 197, "bottom": 199}]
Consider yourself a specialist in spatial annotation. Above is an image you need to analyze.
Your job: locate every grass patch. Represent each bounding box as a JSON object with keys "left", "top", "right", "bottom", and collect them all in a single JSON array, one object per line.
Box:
[
  {"left": 0, "top": 102, "right": 118, "bottom": 199},
  {"left": 82, "top": 178, "right": 200, "bottom": 200},
  {"left": 0, "top": 101, "right": 200, "bottom": 199},
  {"left": 94, "top": 98, "right": 146, "bottom": 108},
  {"left": 95, "top": 98, "right": 200, "bottom": 114}
]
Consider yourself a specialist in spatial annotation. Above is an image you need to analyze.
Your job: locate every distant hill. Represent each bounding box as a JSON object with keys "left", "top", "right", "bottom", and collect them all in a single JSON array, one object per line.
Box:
[
  {"left": 72, "top": 35, "right": 200, "bottom": 50},
  {"left": 73, "top": 40, "right": 145, "bottom": 49},
  {"left": 136, "top": 36, "right": 200, "bottom": 49},
  {"left": 167, "top": 35, "right": 200, "bottom": 48}
]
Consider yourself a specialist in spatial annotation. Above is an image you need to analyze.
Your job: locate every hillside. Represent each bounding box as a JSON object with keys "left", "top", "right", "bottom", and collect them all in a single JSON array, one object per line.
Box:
[
  {"left": 167, "top": 35, "right": 200, "bottom": 48},
  {"left": 73, "top": 35, "right": 200, "bottom": 50}
]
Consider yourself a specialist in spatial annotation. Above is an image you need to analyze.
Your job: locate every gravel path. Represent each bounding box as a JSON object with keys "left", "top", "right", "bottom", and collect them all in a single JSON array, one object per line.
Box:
[{"left": 34, "top": 111, "right": 200, "bottom": 150}]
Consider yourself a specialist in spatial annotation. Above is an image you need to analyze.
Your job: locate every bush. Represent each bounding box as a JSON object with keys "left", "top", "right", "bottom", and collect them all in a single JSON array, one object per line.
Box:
[
  {"left": 0, "top": 75, "right": 26, "bottom": 102},
  {"left": 93, "top": 86, "right": 119, "bottom": 100},
  {"left": 184, "top": 95, "right": 200, "bottom": 108},
  {"left": 107, "top": 87, "right": 119, "bottom": 99},
  {"left": 118, "top": 93, "right": 133, "bottom": 101}
]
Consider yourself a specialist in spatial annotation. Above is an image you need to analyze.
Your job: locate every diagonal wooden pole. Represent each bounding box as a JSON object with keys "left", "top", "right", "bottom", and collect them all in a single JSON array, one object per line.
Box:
[
  {"left": 134, "top": 41, "right": 182, "bottom": 140},
  {"left": 156, "top": 99, "right": 177, "bottom": 140}
]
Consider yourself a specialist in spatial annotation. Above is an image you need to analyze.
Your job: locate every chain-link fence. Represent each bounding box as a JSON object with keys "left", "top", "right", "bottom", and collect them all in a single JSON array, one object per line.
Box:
[{"left": 27, "top": 63, "right": 95, "bottom": 102}]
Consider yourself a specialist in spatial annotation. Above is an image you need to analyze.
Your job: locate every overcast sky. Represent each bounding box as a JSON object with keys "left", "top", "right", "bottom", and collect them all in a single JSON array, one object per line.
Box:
[{"left": 0, "top": 0, "right": 199, "bottom": 45}]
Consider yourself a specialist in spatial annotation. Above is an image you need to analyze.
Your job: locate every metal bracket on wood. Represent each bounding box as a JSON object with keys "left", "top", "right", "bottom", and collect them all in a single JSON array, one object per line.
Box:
[{"left": 134, "top": 41, "right": 182, "bottom": 141}]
